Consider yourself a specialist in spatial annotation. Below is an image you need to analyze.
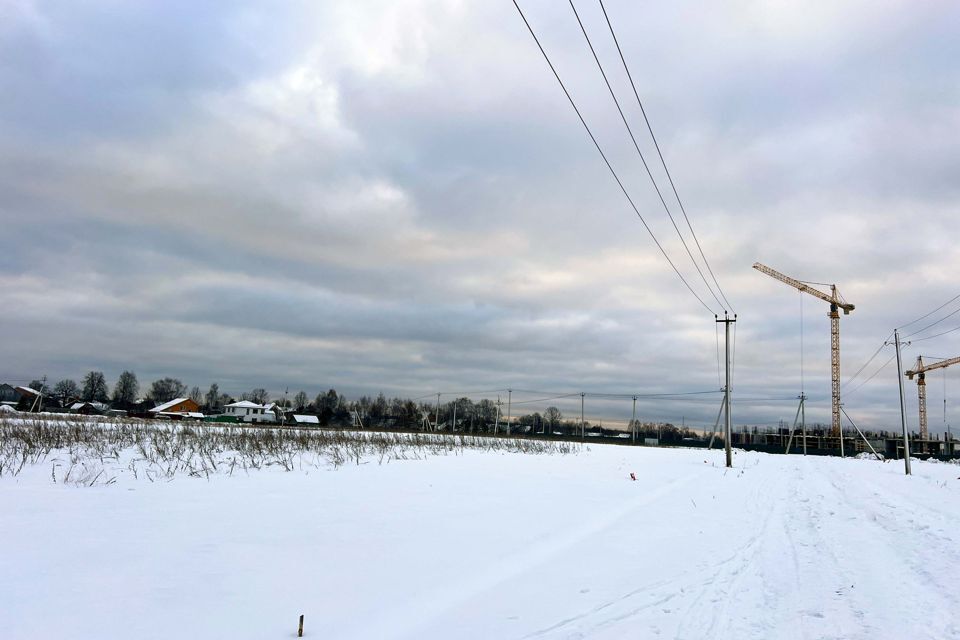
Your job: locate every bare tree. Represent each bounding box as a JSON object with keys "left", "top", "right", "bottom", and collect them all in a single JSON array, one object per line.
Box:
[
  {"left": 318, "top": 389, "right": 338, "bottom": 411},
  {"left": 204, "top": 384, "right": 222, "bottom": 411},
  {"left": 244, "top": 388, "right": 269, "bottom": 404},
  {"left": 53, "top": 379, "right": 79, "bottom": 405},
  {"left": 148, "top": 378, "right": 187, "bottom": 403},
  {"left": 477, "top": 399, "right": 497, "bottom": 425},
  {"left": 81, "top": 371, "right": 110, "bottom": 402},
  {"left": 112, "top": 371, "right": 139, "bottom": 407},
  {"left": 544, "top": 406, "right": 563, "bottom": 431},
  {"left": 293, "top": 391, "right": 309, "bottom": 411}
]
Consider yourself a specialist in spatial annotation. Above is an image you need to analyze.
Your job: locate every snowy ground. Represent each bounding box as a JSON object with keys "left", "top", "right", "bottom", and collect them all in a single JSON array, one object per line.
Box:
[{"left": 1, "top": 431, "right": 958, "bottom": 639}]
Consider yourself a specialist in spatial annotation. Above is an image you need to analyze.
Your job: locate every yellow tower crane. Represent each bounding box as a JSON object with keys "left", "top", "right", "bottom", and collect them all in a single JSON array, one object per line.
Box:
[
  {"left": 753, "top": 263, "right": 855, "bottom": 437},
  {"left": 905, "top": 355, "right": 960, "bottom": 440}
]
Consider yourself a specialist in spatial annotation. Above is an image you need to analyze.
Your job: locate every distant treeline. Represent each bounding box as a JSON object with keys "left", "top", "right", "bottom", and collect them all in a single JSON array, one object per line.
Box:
[{"left": 19, "top": 371, "right": 716, "bottom": 441}]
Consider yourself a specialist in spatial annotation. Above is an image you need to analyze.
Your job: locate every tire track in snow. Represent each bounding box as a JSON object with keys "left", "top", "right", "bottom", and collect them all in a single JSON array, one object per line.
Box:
[
  {"left": 670, "top": 464, "right": 787, "bottom": 639},
  {"left": 784, "top": 460, "right": 959, "bottom": 640},
  {"left": 521, "top": 578, "right": 679, "bottom": 639},
  {"left": 818, "top": 464, "right": 960, "bottom": 638},
  {"left": 786, "top": 465, "right": 872, "bottom": 639},
  {"left": 357, "top": 468, "right": 709, "bottom": 640},
  {"left": 524, "top": 456, "right": 791, "bottom": 640}
]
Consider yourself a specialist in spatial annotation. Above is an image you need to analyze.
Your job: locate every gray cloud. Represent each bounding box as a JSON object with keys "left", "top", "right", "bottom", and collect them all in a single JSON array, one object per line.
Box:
[{"left": 2, "top": 0, "right": 959, "bottom": 430}]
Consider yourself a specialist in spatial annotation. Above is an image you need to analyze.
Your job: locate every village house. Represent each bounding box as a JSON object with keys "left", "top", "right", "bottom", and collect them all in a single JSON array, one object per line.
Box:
[
  {"left": 148, "top": 397, "right": 202, "bottom": 419},
  {"left": 223, "top": 400, "right": 278, "bottom": 423},
  {"left": 68, "top": 401, "right": 105, "bottom": 415},
  {"left": 0, "top": 383, "right": 18, "bottom": 405},
  {"left": 14, "top": 385, "right": 42, "bottom": 411}
]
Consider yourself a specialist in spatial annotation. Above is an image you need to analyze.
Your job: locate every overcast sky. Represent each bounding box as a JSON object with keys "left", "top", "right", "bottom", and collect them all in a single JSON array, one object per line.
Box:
[{"left": 2, "top": 0, "right": 959, "bottom": 429}]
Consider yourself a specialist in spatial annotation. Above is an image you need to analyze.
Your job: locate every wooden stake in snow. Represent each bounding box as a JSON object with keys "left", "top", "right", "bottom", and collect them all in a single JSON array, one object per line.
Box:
[{"left": 298, "top": 614, "right": 304, "bottom": 637}]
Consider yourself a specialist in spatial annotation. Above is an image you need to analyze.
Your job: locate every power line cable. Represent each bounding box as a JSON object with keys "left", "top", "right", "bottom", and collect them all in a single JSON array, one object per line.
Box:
[
  {"left": 568, "top": 0, "right": 724, "bottom": 312},
  {"left": 731, "top": 318, "right": 738, "bottom": 390},
  {"left": 597, "top": 0, "right": 734, "bottom": 312},
  {"left": 585, "top": 390, "right": 721, "bottom": 399},
  {"left": 903, "top": 304, "right": 960, "bottom": 339},
  {"left": 842, "top": 334, "right": 892, "bottom": 390},
  {"left": 509, "top": 388, "right": 720, "bottom": 399},
  {"left": 436, "top": 389, "right": 508, "bottom": 398},
  {"left": 685, "top": 396, "right": 827, "bottom": 405},
  {"left": 715, "top": 321, "right": 722, "bottom": 388},
  {"left": 910, "top": 324, "right": 960, "bottom": 343},
  {"left": 844, "top": 353, "right": 897, "bottom": 399},
  {"left": 898, "top": 292, "right": 960, "bottom": 332},
  {"left": 492, "top": 390, "right": 725, "bottom": 407},
  {"left": 512, "top": 0, "right": 716, "bottom": 315},
  {"left": 510, "top": 393, "right": 585, "bottom": 406}
]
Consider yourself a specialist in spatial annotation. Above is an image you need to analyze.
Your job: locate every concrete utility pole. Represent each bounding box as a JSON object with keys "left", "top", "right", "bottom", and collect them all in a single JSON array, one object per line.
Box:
[
  {"left": 785, "top": 392, "right": 807, "bottom": 455},
  {"left": 707, "top": 395, "right": 726, "bottom": 450},
  {"left": 717, "top": 313, "right": 737, "bottom": 468},
  {"left": 892, "top": 329, "right": 912, "bottom": 475},
  {"left": 507, "top": 389, "right": 512, "bottom": 436},
  {"left": 801, "top": 392, "right": 807, "bottom": 455},
  {"left": 451, "top": 398, "right": 457, "bottom": 433},
  {"left": 800, "top": 391, "right": 807, "bottom": 455},
  {"left": 30, "top": 375, "right": 47, "bottom": 413},
  {"left": 435, "top": 393, "right": 441, "bottom": 432},
  {"left": 580, "top": 392, "right": 585, "bottom": 440},
  {"left": 631, "top": 395, "right": 637, "bottom": 443},
  {"left": 840, "top": 406, "right": 884, "bottom": 461}
]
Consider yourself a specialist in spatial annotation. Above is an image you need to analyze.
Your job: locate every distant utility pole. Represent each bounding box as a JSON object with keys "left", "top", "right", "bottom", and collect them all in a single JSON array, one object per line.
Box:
[
  {"left": 451, "top": 398, "right": 458, "bottom": 433},
  {"left": 631, "top": 395, "right": 637, "bottom": 444},
  {"left": 800, "top": 392, "right": 807, "bottom": 455},
  {"left": 506, "top": 389, "right": 512, "bottom": 436},
  {"left": 580, "top": 392, "right": 585, "bottom": 440},
  {"left": 891, "top": 329, "right": 912, "bottom": 475},
  {"left": 785, "top": 392, "right": 807, "bottom": 455},
  {"left": 717, "top": 313, "right": 737, "bottom": 468},
  {"left": 435, "top": 393, "right": 441, "bottom": 432},
  {"left": 31, "top": 375, "right": 47, "bottom": 413}
]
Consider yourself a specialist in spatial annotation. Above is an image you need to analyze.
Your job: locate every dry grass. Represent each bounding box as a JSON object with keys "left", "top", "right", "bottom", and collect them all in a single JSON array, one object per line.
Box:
[{"left": 0, "top": 415, "right": 579, "bottom": 485}]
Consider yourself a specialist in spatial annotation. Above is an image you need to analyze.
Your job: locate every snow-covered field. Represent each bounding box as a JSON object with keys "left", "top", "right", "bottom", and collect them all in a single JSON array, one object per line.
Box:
[{"left": 1, "top": 426, "right": 958, "bottom": 639}]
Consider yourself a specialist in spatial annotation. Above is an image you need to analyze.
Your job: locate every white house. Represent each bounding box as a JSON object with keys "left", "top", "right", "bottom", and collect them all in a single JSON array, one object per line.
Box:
[{"left": 224, "top": 400, "right": 277, "bottom": 423}]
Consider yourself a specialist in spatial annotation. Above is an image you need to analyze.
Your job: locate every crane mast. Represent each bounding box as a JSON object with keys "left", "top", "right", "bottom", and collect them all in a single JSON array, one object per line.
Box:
[
  {"left": 753, "top": 262, "right": 854, "bottom": 439},
  {"left": 905, "top": 355, "right": 960, "bottom": 439}
]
